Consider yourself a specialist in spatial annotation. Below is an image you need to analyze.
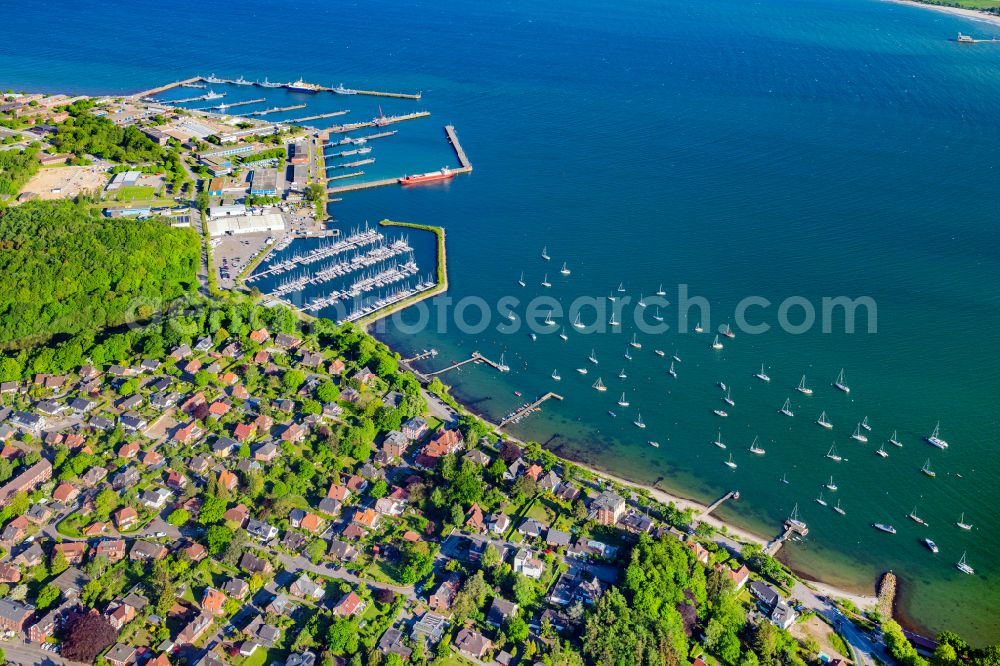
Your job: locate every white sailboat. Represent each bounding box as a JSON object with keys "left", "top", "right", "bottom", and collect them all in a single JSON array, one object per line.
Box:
[
  {"left": 656, "top": 284, "right": 666, "bottom": 296},
  {"left": 559, "top": 328, "right": 568, "bottom": 341},
  {"left": 956, "top": 552, "right": 975, "bottom": 575},
  {"left": 623, "top": 348, "right": 632, "bottom": 360},
  {"left": 654, "top": 349, "right": 665, "bottom": 357},
  {"left": 633, "top": 412, "right": 646, "bottom": 429},
  {"left": 543, "top": 312, "right": 555, "bottom": 327},
  {"left": 551, "top": 369, "right": 561, "bottom": 381},
  {"left": 637, "top": 294, "right": 646, "bottom": 308},
  {"left": 560, "top": 262, "right": 571, "bottom": 276},
  {"left": 815, "top": 491, "right": 827, "bottom": 507},
  {"left": 617, "top": 392, "right": 630, "bottom": 408},
  {"left": 576, "top": 367, "right": 588, "bottom": 375},
  {"left": 851, "top": 423, "right": 868, "bottom": 443},
  {"left": 861, "top": 416, "right": 872, "bottom": 432},
  {"left": 779, "top": 398, "right": 794, "bottom": 417},
  {"left": 749, "top": 436, "right": 766, "bottom": 455},
  {"left": 672, "top": 352, "right": 682, "bottom": 363},
  {"left": 723, "top": 388, "right": 734, "bottom": 406},
  {"left": 541, "top": 246, "right": 550, "bottom": 260},
  {"left": 588, "top": 349, "right": 599, "bottom": 365},
  {"left": 876, "top": 444, "right": 888, "bottom": 458},
  {"left": 722, "top": 323, "right": 735, "bottom": 339},
  {"left": 694, "top": 321, "right": 704, "bottom": 333},
  {"left": 908, "top": 506, "right": 927, "bottom": 526},
  {"left": 921, "top": 459, "right": 936, "bottom": 478},
  {"left": 817, "top": 411, "right": 833, "bottom": 429},
  {"left": 925, "top": 421, "right": 949, "bottom": 449},
  {"left": 618, "top": 368, "right": 627, "bottom": 379},
  {"left": 889, "top": 430, "right": 903, "bottom": 447},
  {"left": 833, "top": 500, "right": 846, "bottom": 515},
  {"left": 755, "top": 363, "right": 771, "bottom": 382},
  {"left": 714, "top": 409, "right": 729, "bottom": 418},
  {"left": 668, "top": 361, "right": 677, "bottom": 378},
  {"left": 497, "top": 354, "right": 510, "bottom": 372},
  {"left": 630, "top": 333, "right": 641, "bottom": 349},
  {"left": 796, "top": 375, "right": 813, "bottom": 395},
  {"left": 713, "top": 431, "right": 726, "bottom": 449},
  {"left": 957, "top": 513, "right": 973, "bottom": 530},
  {"left": 541, "top": 274, "right": 551, "bottom": 288},
  {"left": 592, "top": 377, "right": 607, "bottom": 392},
  {"left": 617, "top": 282, "right": 626, "bottom": 293},
  {"left": 517, "top": 271, "right": 525, "bottom": 287},
  {"left": 573, "top": 313, "right": 585, "bottom": 329},
  {"left": 712, "top": 335, "right": 724, "bottom": 350},
  {"left": 833, "top": 368, "right": 850, "bottom": 393},
  {"left": 825, "top": 475, "right": 838, "bottom": 491},
  {"left": 724, "top": 453, "right": 737, "bottom": 469},
  {"left": 609, "top": 313, "right": 620, "bottom": 327},
  {"left": 653, "top": 307, "right": 664, "bottom": 322},
  {"left": 826, "top": 444, "right": 842, "bottom": 462}
]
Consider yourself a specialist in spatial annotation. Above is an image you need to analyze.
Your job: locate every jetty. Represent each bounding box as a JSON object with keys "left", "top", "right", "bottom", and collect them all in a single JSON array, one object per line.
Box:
[
  {"left": 425, "top": 351, "right": 505, "bottom": 377},
  {"left": 194, "top": 97, "right": 265, "bottom": 111},
  {"left": 159, "top": 91, "right": 227, "bottom": 104},
  {"left": 132, "top": 76, "right": 203, "bottom": 99},
  {"left": 327, "top": 111, "right": 430, "bottom": 134},
  {"left": 241, "top": 104, "right": 306, "bottom": 117},
  {"left": 702, "top": 490, "right": 739, "bottom": 517},
  {"left": 498, "top": 393, "right": 565, "bottom": 429},
  {"left": 404, "top": 349, "right": 438, "bottom": 363},
  {"left": 445, "top": 124, "right": 472, "bottom": 170},
  {"left": 350, "top": 88, "right": 422, "bottom": 100},
  {"left": 328, "top": 171, "right": 364, "bottom": 181},
  {"left": 290, "top": 110, "right": 350, "bottom": 123},
  {"left": 765, "top": 515, "right": 810, "bottom": 556},
  {"left": 334, "top": 131, "right": 397, "bottom": 145}
]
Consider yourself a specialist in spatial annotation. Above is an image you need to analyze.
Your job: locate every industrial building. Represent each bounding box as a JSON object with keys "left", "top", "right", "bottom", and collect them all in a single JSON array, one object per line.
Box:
[
  {"left": 206, "top": 212, "right": 285, "bottom": 237},
  {"left": 105, "top": 170, "right": 141, "bottom": 192},
  {"left": 250, "top": 168, "right": 279, "bottom": 196}
]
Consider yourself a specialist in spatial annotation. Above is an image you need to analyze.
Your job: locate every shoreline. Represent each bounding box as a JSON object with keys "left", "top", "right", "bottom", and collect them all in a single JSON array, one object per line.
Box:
[{"left": 884, "top": 0, "right": 1000, "bottom": 28}]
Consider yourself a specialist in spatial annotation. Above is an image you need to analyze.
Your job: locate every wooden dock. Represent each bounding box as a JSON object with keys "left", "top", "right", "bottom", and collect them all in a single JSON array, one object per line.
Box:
[
  {"left": 328, "top": 171, "right": 364, "bottom": 181},
  {"left": 765, "top": 517, "right": 809, "bottom": 556},
  {"left": 702, "top": 490, "right": 738, "bottom": 516},
  {"left": 132, "top": 76, "right": 203, "bottom": 99},
  {"left": 498, "top": 393, "right": 564, "bottom": 429},
  {"left": 426, "top": 351, "right": 503, "bottom": 377},
  {"left": 403, "top": 349, "right": 438, "bottom": 363}
]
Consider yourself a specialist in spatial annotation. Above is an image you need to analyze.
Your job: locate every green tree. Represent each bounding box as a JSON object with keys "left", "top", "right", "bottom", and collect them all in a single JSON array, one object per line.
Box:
[
  {"left": 167, "top": 508, "right": 190, "bottom": 526},
  {"left": 282, "top": 369, "right": 306, "bottom": 393},
  {"left": 35, "top": 584, "right": 60, "bottom": 610}
]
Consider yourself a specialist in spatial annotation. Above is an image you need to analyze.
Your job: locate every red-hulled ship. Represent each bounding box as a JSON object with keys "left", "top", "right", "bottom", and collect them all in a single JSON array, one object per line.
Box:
[{"left": 399, "top": 167, "right": 455, "bottom": 185}]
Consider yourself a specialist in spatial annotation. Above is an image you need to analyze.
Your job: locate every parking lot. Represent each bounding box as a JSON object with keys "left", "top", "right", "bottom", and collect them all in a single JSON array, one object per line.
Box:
[{"left": 213, "top": 229, "right": 283, "bottom": 289}]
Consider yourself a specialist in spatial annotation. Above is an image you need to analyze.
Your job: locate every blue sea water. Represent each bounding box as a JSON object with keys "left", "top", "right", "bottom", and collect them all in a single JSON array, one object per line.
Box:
[{"left": 4, "top": 0, "right": 1000, "bottom": 643}]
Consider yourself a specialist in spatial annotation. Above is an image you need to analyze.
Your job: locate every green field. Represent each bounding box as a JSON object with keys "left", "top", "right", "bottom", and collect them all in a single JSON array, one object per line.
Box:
[{"left": 114, "top": 185, "right": 156, "bottom": 201}]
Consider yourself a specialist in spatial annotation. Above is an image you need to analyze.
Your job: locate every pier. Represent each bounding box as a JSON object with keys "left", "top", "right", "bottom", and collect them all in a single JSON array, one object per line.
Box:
[
  {"left": 158, "top": 91, "right": 227, "bottom": 104},
  {"left": 425, "top": 351, "right": 505, "bottom": 377},
  {"left": 132, "top": 76, "right": 203, "bottom": 99},
  {"left": 404, "top": 349, "right": 438, "bottom": 363},
  {"left": 350, "top": 88, "right": 422, "bottom": 100},
  {"left": 328, "top": 171, "right": 364, "bottom": 181},
  {"left": 702, "top": 490, "right": 739, "bottom": 517},
  {"left": 195, "top": 97, "right": 265, "bottom": 111},
  {"left": 765, "top": 517, "right": 809, "bottom": 556},
  {"left": 445, "top": 124, "right": 472, "bottom": 170},
  {"left": 327, "top": 111, "right": 431, "bottom": 134},
  {"left": 291, "top": 110, "right": 350, "bottom": 123},
  {"left": 498, "top": 393, "right": 565, "bottom": 429},
  {"left": 240, "top": 104, "right": 306, "bottom": 117}
]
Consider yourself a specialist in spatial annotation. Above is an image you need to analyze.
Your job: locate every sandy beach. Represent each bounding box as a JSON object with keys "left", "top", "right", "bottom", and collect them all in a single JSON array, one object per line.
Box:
[{"left": 885, "top": 0, "right": 1000, "bottom": 29}]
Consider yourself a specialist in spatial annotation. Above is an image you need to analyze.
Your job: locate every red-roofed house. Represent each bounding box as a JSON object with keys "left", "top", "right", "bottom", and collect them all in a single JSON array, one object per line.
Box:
[
  {"left": 327, "top": 483, "right": 350, "bottom": 502},
  {"left": 416, "top": 429, "right": 464, "bottom": 468},
  {"left": 219, "top": 469, "right": 238, "bottom": 492},
  {"left": 174, "top": 421, "right": 204, "bottom": 444},
  {"left": 224, "top": 504, "right": 249, "bottom": 526},
  {"left": 332, "top": 591, "right": 366, "bottom": 617},
  {"left": 352, "top": 508, "right": 380, "bottom": 530},
  {"left": 54, "top": 541, "right": 87, "bottom": 564},
  {"left": 202, "top": 587, "right": 227, "bottom": 615},
  {"left": 95, "top": 539, "right": 126, "bottom": 562},
  {"left": 249, "top": 328, "right": 270, "bottom": 344},
  {"left": 233, "top": 423, "right": 256, "bottom": 443},
  {"left": 114, "top": 506, "right": 139, "bottom": 530},
  {"left": 53, "top": 482, "right": 79, "bottom": 503}
]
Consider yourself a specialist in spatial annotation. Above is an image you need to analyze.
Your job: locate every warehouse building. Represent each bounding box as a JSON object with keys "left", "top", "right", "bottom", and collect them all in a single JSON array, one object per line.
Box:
[
  {"left": 206, "top": 213, "right": 285, "bottom": 237},
  {"left": 250, "top": 168, "right": 279, "bottom": 196}
]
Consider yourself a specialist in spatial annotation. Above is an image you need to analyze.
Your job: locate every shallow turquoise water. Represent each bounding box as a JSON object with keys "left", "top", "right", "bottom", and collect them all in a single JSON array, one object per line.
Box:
[{"left": 3, "top": 0, "right": 999, "bottom": 643}]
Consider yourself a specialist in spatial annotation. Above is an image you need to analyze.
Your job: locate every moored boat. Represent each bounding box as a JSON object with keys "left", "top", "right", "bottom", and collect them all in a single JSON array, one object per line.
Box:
[
  {"left": 817, "top": 411, "right": 833, "bottom": 429},
  {"left": 826, "top": 444, "right": 842, "bottom": 462},
  {"left": 851, "top": 423, "right": 868, "bottom": 443},
  {"left": 956, "top": 552, "right": 975, "bottom": 575},
  {"left": 725, "top": 453, "right": 738, "bottom": 469},
  {"left": 779, "top": 398, "right": 794, "bottom": 417},
  {"left": 925, "top": 421, "right": 949, "bottom": 449},
  {"left": 833, "top": 368, "right": 850, "bottom": 393},
  {"left": 873, "top": 523, "right": 896, "bottom": 534},
  {"left": 754, "top": 363, "right": 771, "bottom": 382},
  {"left": 399, "top": 167, "right": 455, "bottom": 185},
  {"left": 797, "top": 375, "right": 813, "bottom": 395},
  {"left": 923, "top": 538, "right": 938, "bottom": 553},
  {"left": 921, "top": 459, "right": 936, "bottom": 478}
]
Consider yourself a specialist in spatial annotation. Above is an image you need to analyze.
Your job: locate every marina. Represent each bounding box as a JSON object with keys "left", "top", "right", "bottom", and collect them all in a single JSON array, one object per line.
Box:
[{"left": 238, "top": 104, "right": 307, "bottom": 117}]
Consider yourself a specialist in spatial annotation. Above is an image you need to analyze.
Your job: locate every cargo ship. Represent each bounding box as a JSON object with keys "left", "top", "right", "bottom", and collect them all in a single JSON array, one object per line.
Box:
[
  {"left": 286, "top": 78, "right": 323, "bottom": 93},
  {"left": 399, "top": 167, "right": 455, "bottom": 185}
]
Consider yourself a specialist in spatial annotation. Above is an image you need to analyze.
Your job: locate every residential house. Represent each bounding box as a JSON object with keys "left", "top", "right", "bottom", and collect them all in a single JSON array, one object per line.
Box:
[
  {"left": 95, "top": 539, "right": 127, "bottom": 562},
  {"left": 0, "top": 598, "right": 34, "bottom": 634},
  {"left": 202, "top": 587, "right": 227, "bottom": 615},
  {"left": 178, "top": 613, "right": 213, "bottom": 644},
  {"left": 130, "top": 540, "right": 168, "bottom": 561},
  {"left": 352, "top": 508, "right": 380, "bottom": 530},
  {"left": 416, "top": 429, "right": 464, "bottom": 468},
  {"left": 513, "top": 548, "right": 544, "bottom": 579},
  {"left": 240, "top": 552, "right": 273, "bottom": 575},
  {"left": 290, "top": 574, "right": 325, "bottom": 601},
  {"left": 487, "top": 597, "right": 519, "bottom": 626},
  {"left": 54, "top": 541, "right": 87, "bottom": 565},
  {"left": 223, "top": 578, "right": 249, "bottom": 600},
  {"left": 454, "top": 627, "right": 493, "bottom": 660},
  {"left": 429, "top": 574, "right": 460, "bottom": 612},
  {"left": 246, "top": 519, "right": 278, "bottom": 541},
  {"left": 590, "top": 489, "right": 626, "bottom": 526},
  {"left": 332, "top": 590, "right": 365, "bottom": 617}
]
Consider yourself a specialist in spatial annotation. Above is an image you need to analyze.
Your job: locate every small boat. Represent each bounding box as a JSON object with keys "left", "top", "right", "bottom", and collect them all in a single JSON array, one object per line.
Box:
[
  {"left": 559, "top": 328, "right": 568, "bottom": 341},
  {"left": 517, "top": 271, "right": 525, "bottom": 287},
  {"left": 713, "top": 431, "right": 726, "bottom": 449},
  {"left": 592, "top": 378, "right": 607, "bottom": 392},
  {"left": 608, "top": 410, "right": 617, "bottom": 418},
  {"left": 656, "top": 284, "right": 666, "bottom": 296},
  {"left": 711, "top": 335, "right": 724, "bottom": 350},
  {"left": 817, "top": 411, "right": 833, "bottom": 429},
  {"left": 668, "top": 362, "right": 678, "bottom": 378},
  {"left": 957, "top": 513, "right": 973, "bottom": 530},
  {"left": 541, "top": 246, "right": 550, "bottom": 261},
  {"left": 714, "top": 409, "right": 729, "bottom": 418},
  {"left": 833, "top": 368, "right": 850, "bottom": 393},
  {"left": 861, "top": 416, "right": 872, "bottom": 432},
  {"left": 576, "top": 368, "right": 588, "bottom": 375},
  {"left": 507, "top": 311, "right": 517, "bottom": 321},
  {"left": 333, "top": 82, "right": 357, "bottom": 95},
  {"left": 781, "top": 473, "right": 789, "bottom": 484},
  {"left": 833, "top": 500, "right": 846, "bottom": 515},
  {"left": 749, "top": 436, "right": 766, "bottom": 455},
  {"left": 653, "top": 307, "right": 664, "bottom": 322},
  {"left": 617, "top": 282, "right": 626, "bottom": 293},
  {"left": 588, "top": 349, "right": 599, "bottom": 365},
  {"left": 497, "top": 354, "right": 510, "bottom": 373},
  {"left": 633, "top": 412, "right": 646, "bottom": 429},
  {"left": 889, "top": 430, "right": 903, "bottom": 447},
  {"left": 541, "top": 274, "right": 551, "bottom": 288},
  {"left": 617, "top": 393, "right": 630, "bottom": 408},
  {"left": 624, "top": 348, "right": 632, "bottom": 360},
  {"left": 694, "top": 321, "right": 704, "bottom": 333},
  {"left": 779, "top": 398, "right": 794, "bottom": 417},
  {"left": 825, "top": 475, "right": 838, "bottom": 491},
  {"left": 543, "top": 313, "right": 555, "bottom": 327},
  {"left": 560, "top": 262, "right": 571, "bottom": 276},
  {"left": 725, "top": 454, "right": 738, "bottom": 469},
  {"left": 815, "top": 491, "right": 827, "bottom": 507},
  {"left": 873, "top": 523, "right": 896, "bottom": 534},
  {"left": 609, "top": 314, "right": 620, "bottom": 327},
  {"left": 654, "top": 349, "right": 665, "bottom": 357},
  {"left": 530, "top": 333, "right": 537, "bottom": 341},
  {"left": 851, "top": 424, "right": 868, "bottom": 443},
  {"left": 637, "top": 294, "right": 646, "bottom": 308},
  {"left": 755, "top": 363, "right": 771, "bottom": 382},
  {"left": 923, "top": 538, "right": 938, "bottom": 553},
  {"left": 925, "top": 421, "right": 949, "bottom": 449},
  {"left": 233, "top": 75, "right": 251, "bottom": 85},
  {"left": 956, "top": 552, "right": 975, "bottom": 575},
  {"left": 876, "top": 444, "right": 888, "bottom": 458},
  {"left": 618, "top": 368, "right": 627, "bottom": 379},
  {"left": 514, "top": 391, "right": 522, "bottom": 397},
  {"left": 573, "top": 313, "right": 585, "bottom": 329},
  {"left": 723, "top": 388, "right": 734, "bottom": 406},
  {"left": 826, "top": 444, "right": 842, "bottom": 462},
  {"left": 630, "top": 333, "right": 641, "bottom": 349},
  {"left": 258, "top": 77, "right": 282, "bottom": 88},
  {"left": 717, "top": 381, "right": 727, "bottom": 390},
  {"left": 672, "top": 352, "right": 682, "bottom": 363},
  {"left": 722, "top": 323, "right": 736, "bottom": 339},
  {"left": 648, "top": 440, "right": 660, "bottom": 448},
  {"left": 908, "top": 507, "right": 927, "bottom": 526},
  {"left": 921, "top": 459, "right": 936, "bottom": 478},
  {"left": 797, "top": 375, "right": 813, "bottom": 396},
  {"left": 607, "top": 293, "right": 616, "bottom": 302},
  {"left": 551, "top": 370, "right": 561, "bottom": 381}
]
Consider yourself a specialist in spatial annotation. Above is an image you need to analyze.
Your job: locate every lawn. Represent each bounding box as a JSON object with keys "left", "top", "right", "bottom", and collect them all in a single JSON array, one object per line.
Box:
[{"left": 114, "top": 185, "right": 156, "bottom": 201}]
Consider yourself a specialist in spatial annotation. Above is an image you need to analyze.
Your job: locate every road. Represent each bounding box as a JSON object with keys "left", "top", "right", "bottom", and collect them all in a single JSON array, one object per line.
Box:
[
  {"left": 790, "top": 581, "right": 888, "bottom": 666},
  {"left": 1, "top": 641, "right": 66, "bottom": 666},
  {"left": 271, "top": 551, "right": 417, "bottom": 601}
]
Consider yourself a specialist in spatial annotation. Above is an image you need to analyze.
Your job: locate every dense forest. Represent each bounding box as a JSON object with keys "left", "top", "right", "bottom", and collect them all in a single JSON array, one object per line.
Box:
[
  {"left": 51, "top": 102, "right": 165, "bottom": 163},
  {"left": 0, "top": 199, "right": 199, "bottom": 349},
  {"left": 0, "top": 144, "right": 40, "bottom": 197}
]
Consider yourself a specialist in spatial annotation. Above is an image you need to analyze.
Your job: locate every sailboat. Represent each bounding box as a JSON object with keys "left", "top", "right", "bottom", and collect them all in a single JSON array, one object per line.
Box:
[
  {"left": 957, "top": 513, "right": 973, "bottom": 530},
  {"left": 817, "top": 411, "right": 833, "bottom": 429},
  {"left": 617, "top": 393, "right": 630, "bottom": 408},
  {"left": 543, "top": 312, "right": 555, "bottom": 327},
  {"left": 517, "top": 271, "right": 525, "bottom": 287},
  {"left": 656, "top": 284, "right": 666, "bottom": 296},
  {"left": 724, "top": 453, "right": 737, "bottom": 469},
  {"left": 617, "top": 282, "right": 626, "bottom": 293},
  {"left": 497, "top": 354, "right": 510, "bottom": 372},
  {"left": 623, "top": 348, "right": 632, "bottom": 360},
  {"left": 618, "top": 368, "right": 627, "bottom": 379},
  {"left": 815, "top": 491, "right": 827, "bottom": 507},
  {"left": 722, "top": 323, "right": 736, "bottom": 339},
  {"left": 779, "top": 398, "right": 794, "bottom": 417},
  {"left": 755, "top": 363, "right": 771, "bottom": 382},
  {"left": 781, "top": 473, "right": 789, "bottom": 484},
  {"left": 833, "top": 499, "right": 846, "bottom": 515},
  {"left": 560, "top": 262, "right": 571, "bottom": 276},
  {"left": 749, "top": 436, "right": 766, "bottom": 455},
  {"left": 633, "top": 412, "right": 646, "bottom": 429},
  {"left": 654, "top": 349, "right": 665, "bottom": 357},
  {"left": 956, "top": 552, "right": 975, "bottom": 575},
  {"left": 541, "top": 274, "right": 551, "bottom": 288},
  {"left": 713, "top": 409, "right": 729, "bottom": 418},
  {"left": 507, "top": 310, "right": 517, "bottom": 322},
  {"left": 551, "top": 369, "right": 561, "bottom": 381},
  {"left": 860, "top": 416, "right": 872, "bottom": 432},
  {"left": 607, "top": 292, "right": 616, "bottom": 302},
  {"left": 723, "top": 388, "right": 734, "bottom": 406},
  {"left": 559, "top": 328, "right": 568, "bottom": 341},
  {"left": 694, "top": 321, "right": 704, "bottom": 333},
  {"left": 672, "top": 352, "right": 682, "bottom": 363},
  {"left": 713, "top": 431, "right": 726, "bottom": 449},
  {"left": 630, "top": 333, "right": 641, "bottom": 349},
  {"left": 908, "top": 507, "right": 927, "bottom": 526},
  {"left": 851, "top": 424, "right": 868, "bottom": 443},
  {"left": 592, "top": 378, "right": 607, "bottom": 392},
  {"left": 609, "top": 313, "right": 620, "bottom": 327},
  {"left": 576, "top": 368, "right": 588, "bottom": 376},
  {"left": 541, "top": 246, "right": 550, "bottom": 260},
  {"left": 826, "top": 475, "right": 838, "bottom": 491},
  {"left": 652, "top": 307, "right": 664, "bottom": 322},
  {"left": 875, "top": 444, "right": 888, "bottom": 458},
  {"left": 787, "top": 504, "right": 806, "bottom": 530},
  {"left": 889, "top": 430, "right": 903, "bottom": 447},
  {"left": 833, "top": 368, "right": 850, "bottom": 393},
  {"left": 648, "top": 440, "right": 660, "bottom": 448},
  {"left": 826, "top": 444, "right": 842, "bottom": 462},
  {"left": 588, "top": 349, "right": 599, "bottom": 365},
  {"left": 711, "top": 335, "right": 724, "bottom": 350},
  {"left": 925, "top": 421, "right": 949, "bottom": 449},
  {"left": 637, "top": 294, "right": 646, "bottom": 308},
  {"left": 573, "top": 313, "right": 585, "bottom": 329},
  {"left": 796, "top": 375, "right": 813, "bottom": 395},
  {"left": 668, "top": 361, "right": 677, "bottom": 378},
  {"left": 921, "top": 459, "right": 936, "bottom": 478}
]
